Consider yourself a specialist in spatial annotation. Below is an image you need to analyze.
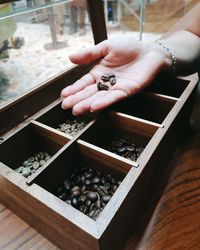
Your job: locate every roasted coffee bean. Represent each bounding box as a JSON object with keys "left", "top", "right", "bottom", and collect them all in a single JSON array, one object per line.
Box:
[
  {"left": 85, "top": 172, "right": 93, "bottom": 179},
  {"left": 86, "top": 191, "right": 98, "bottom": 202},
  {"left": 106, "top": 174, "right": 112, "bottom": 182},
  {"left": 71, "top": 186, "right": 80, "bottom": 193},
  {"left": 84, "top": 179, "right": 92, "bottom": 186},
  {"left": 111, "top": 178, "right": 117, "bottom": 184},
  {"left": 92, "top": 209, "right": 101, "bottom": 220},
  {"left": 110, "top": 77, "right": 116, "bottom": 85},
  {"left": 92, "top": 177, "right": 101, "bottom": 184},
  {"left": 97, "top": 186, "right": 108, "bottom": 196},
  {"left": 95, "top": 200, "right": 102, "bottom": 209},
  {"left": 92, "top": 184, "right": 98, "bottom": 191},
  {"left": 97, "top": 82, "right": 109, "bottom": 91},
  {"left": 80, "top": 185, "right": 86, "bottom": 193},
  {"left": 72, "top": 190, "right": 81, "bottom": 197},
  {"left": 71, "top": 197, "right": 79, "bottom": 208},
  {"left": 66, "top": 200, "right": 71, "bottom": 205},
  {"left": 101, "top": 176, "right": 107, "bottom": 185},
  {"left": 101, "top": 74, "right": 110, "bottom": 82},
  {"left": 79, "top": 194, "right": 87, "bottom": 203},
  {"left": 103, "top": 183, "right": 111, "bottom": 190},
  {"left": 102, "top": 195, "right": 111, "bottom": 203},
  {"left": 95, "top": 171, "right": 102, "bottom": 178},
  {"left": 111, "top": 185, "right": 118, "bottom": 192},
  {"left": 63, "top": 179, "right": 71, "bottom": 191},
  {"left": 88, "top": 209, "right": 96, "bottom": 218},
  {"left": 80, "top": 204, "right": 88, "bottom": 214},
  {"left": 85, "top": 199, "right": 92, "bottom": 207},
  {"left": 58, "top": 193, "right": 67, "bottom": 200}
]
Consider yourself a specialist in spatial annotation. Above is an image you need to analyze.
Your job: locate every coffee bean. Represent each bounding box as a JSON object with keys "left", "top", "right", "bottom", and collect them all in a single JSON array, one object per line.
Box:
[
  {"left": 102, "top": 195, "right": 111, "bottom": 203},
  {"left": 84, "top": 179, "right": 92, "bottom": 186},
  {"left": 85, "top": 199, "right": 92, "bottom": 207},
  {"left": 71, "top": 197, "right": 79, "bottom": 208},
  {"left": 101, "top": 74, "right": 110, "bottom": 82},
  {"left": 64, "top": 179, "right": 71, "bottom": 191},
  {"left": 86, "top": 191, "right": 98, "bottom": 202},
  {"left": 98, "top": 84, "right": 109, "bottom": 91},
  {"left": 92, "top": 177, "right": 101, "bottom": 184},
  {"left": 110, "top": 77, "right": 116, "bottom": 85}
]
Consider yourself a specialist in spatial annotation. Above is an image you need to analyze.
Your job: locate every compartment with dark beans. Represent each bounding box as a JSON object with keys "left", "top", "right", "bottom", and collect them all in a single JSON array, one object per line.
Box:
[
  {"left": 55, "top": 167, "right": 121, "bottom": 220},
  {"left": 57, "top": 119, "right": 87, "bottom": 137},
  {"left": 15, "top": 151, "right": 51, "bottom": 177},
  {"left": 104, "top": 137, "right": 144, "bottom": 161}
]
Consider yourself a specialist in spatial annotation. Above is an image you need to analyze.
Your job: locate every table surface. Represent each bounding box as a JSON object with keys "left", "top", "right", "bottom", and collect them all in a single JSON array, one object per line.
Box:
[{"left": 1, "top": 85, "right": 200, "bottom": 250}]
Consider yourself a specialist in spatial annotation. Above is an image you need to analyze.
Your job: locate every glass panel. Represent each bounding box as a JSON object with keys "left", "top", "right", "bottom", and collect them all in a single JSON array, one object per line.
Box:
[
  {"left": 105, "top": 0, "right": 198, "bottom": 42},
  {"left": 0, "top": 0, "right": 93, "bottom": 107}
]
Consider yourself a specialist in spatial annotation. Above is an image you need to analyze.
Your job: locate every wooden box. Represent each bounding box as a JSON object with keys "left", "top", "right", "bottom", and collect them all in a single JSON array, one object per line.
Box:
[{"left": 0, "top": 1, "right": 198, "bottom": 249}]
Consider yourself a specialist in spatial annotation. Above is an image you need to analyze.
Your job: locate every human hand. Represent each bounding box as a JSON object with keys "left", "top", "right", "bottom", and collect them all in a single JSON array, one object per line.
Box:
[{"left": 61, "top": 36, "right": 170, "bottom": 115}]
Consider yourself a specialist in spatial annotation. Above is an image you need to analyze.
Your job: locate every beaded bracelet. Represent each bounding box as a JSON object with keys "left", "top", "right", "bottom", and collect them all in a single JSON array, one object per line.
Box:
[{"left": 156, "top": 40, "right": 177, "bottom": 76}]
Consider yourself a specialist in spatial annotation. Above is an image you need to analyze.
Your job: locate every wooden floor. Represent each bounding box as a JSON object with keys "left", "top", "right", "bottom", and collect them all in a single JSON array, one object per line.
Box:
[{"left": 121, "top": 0, "right": 199, "bottom": 33}]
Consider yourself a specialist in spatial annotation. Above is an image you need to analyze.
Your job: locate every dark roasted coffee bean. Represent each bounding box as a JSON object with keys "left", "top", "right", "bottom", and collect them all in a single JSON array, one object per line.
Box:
[
  {"left": 111, "top": 184, "right": 118, "bottom": 192},
  {"left": 126, "top": 146, "right": 135, "bottom": 151},
  {"left": 101, "top": 75, "right": 110, "bottom": 82},
  {"left": 97, "top": 81, "right": 102, "bottom": 91},
  {"left": 95, "top": 171, "right": 102, "bottom": 178},
  {"left": 102, "top": 195, "right": 111, "bottom": 203},
  {"left": 95, "top": 200, "right": 101, "bottom": 209},
  {"left": 85, "top": 172, "right": 93, "bottom": 179},
  {"left": 72, "top": 190, "right": 81, "bottom": 197},
  {"left": 71, "top": 186, "right": 80, "bottom": 193},
  {"left": 58, "top": 193, "right": 67, "bottom": 201},
  {"left": 75, "top": 176, "right": 82, "bottom": 185},
  {"left": 71, "top": 197, "right": 79, "bottom": 208},
  {"left": 88, "top": 209, "right": 96, "bottom": 218},
  {"left": 101, "top": 176, "right": 107, "bottom": 185},
  {"left": 110, "top": 77, "right": 116, "bottom": 85},
  {"left": 93, "top": 177, "right": 101, "bottom": 184},
  {"left": 85, "top": 199, "right": 92, "bottom": 207},
  {"left": 80, "top": 185, "right": 86, "bottom": 193},
  {"left": 92, "top": 184, "right": 98, "bottom": 191},
  {"left": 86, "top": 191, "right": 98, "bottom": 202},
  {"left": 117, "top": 147, "right": 127, "bottom": 154},
  {"left": 66, "top": 199, "right": 71, "bottom": 205},
  {"left": 103, "top": 183, "right": 111, "bottom": 190},
  {"left": 84, "top": 179, "right": 92, "bottom": 186},
  {"left": 80, "top": 204, "right": 88, "bottom": 214},
  {"left": 79, "top": 194, "right": 87, "bottom": 203},
  {"left": 64, "top": 179, "right": 71, "bottom": 191},
  {"left": 98, "top": 84, "right": 109, "bottom": 91},
  {"left": 97, "top": 186, "right": 108, "bottom": 196}
]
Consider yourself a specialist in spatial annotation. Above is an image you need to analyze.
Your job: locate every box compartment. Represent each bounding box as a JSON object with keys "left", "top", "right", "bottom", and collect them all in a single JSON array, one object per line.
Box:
[
  {"left": 80, "top": 111, "right": 158, "bottom": 162},
  {"left": 0, "top": 122, "right": 67, "bottom": 172},
  {"left": 110, "top": 93, "right": 176, "bottom": 124}
]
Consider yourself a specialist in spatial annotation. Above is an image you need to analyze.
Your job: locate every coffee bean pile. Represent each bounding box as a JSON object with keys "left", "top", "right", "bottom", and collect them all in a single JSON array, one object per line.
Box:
[
  {"left": 57, "top": 119, "right": 86, "bottom": 137},
  {"left": 15, "top": 151, "right": 51, "bottom": 177},
  {"left": 104, "top": 137, "right": 144, "bottom": 161},
  {"left": 56, "top": 167, "right": 121, "bottom": 220},
  {"left": 97, "top": 73, "right": 116, "bottom": 91}
]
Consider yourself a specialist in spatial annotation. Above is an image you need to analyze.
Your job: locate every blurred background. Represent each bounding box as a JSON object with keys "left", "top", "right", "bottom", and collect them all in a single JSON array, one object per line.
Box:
[{"left": 0, "top": 0, "right": 198, "bottom": 107}]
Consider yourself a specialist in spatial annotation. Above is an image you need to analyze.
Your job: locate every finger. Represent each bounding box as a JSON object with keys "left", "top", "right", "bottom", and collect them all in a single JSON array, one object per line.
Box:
[
  {"left": 90, "top": 90, "right": 127, "bottom": 112},
  {"left": 69, "top": 41, "right": 108, "bottom": 64},
  {"left": 72, "top": 91, "right": 108, "bottom": 115},
  {"left": 61, "top": 84, "right": 98, "bottom": 109},
  {"left": 61, "top": 73, "right": 94, "bottom": 98}
]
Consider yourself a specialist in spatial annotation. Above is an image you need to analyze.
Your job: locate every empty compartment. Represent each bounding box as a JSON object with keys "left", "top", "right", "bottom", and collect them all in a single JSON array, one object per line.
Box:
[
  {"left": 146, "top": 74, "right": 189, "bottom": 98},
  {"left": 110, "top": 93, "right": 176, "bottom": 124},
  {"left": 37, "top": 102, "right": 94, "bottom": 137},
  {"left": 80, "top": 112, "right": 158, "bottom": 162},
  {"left": 34, "top": 141, "right": 132, "bottom": 221},
  {"left": 0, "top": 123, "right": 67, "bottom": 177}
]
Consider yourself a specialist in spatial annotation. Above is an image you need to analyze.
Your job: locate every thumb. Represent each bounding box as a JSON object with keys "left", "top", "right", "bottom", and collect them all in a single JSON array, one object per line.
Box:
[{"left": 69, "top": 40, "right": 108, "bottom": 64}]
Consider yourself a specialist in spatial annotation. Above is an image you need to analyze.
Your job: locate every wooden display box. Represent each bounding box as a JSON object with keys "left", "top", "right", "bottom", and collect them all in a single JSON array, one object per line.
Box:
[{"left": 0, "top": 1, "right": 199, "bottom": 249}]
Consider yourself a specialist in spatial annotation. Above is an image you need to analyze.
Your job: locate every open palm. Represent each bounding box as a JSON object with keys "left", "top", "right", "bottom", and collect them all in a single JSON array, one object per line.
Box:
[{"left": 61, "top": 36, "right": 166, "bottom": 115}]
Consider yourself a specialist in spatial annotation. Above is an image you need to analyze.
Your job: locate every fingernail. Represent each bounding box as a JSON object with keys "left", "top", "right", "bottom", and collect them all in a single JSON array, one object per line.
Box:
[
  {"left": 72, "top": 111, "right": 77, "bottom": 116},
  {"left": 90, "top": 109, "right": 94, "bottom": 113}
]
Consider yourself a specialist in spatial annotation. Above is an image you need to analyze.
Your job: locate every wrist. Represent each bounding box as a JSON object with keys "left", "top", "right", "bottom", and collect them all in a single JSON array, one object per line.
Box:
[{"left": 145, "top": 41, "right": 174, "bottom": 73}]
